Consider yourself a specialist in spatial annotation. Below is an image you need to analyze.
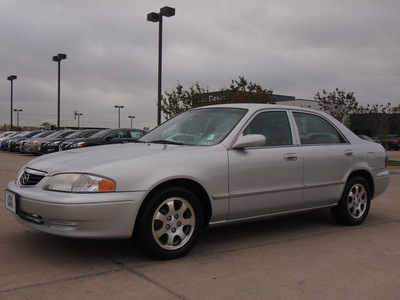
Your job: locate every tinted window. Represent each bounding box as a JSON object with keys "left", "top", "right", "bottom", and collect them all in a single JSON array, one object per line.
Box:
[
  {"left": 243, "top": 111, "right": 292, "bottom": 146},
  {"left": 293, "top": 112, "right": 346, "bottom": 144},
  {"left": 129, "top": 130, "right": 144, "bottom": 139},
  {"left": 108, "top": 130, "right": 127, "bottom": 138}
]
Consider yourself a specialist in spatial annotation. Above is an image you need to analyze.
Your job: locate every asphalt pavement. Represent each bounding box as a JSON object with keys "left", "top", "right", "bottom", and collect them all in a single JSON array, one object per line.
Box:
[{"left": 0, "top": 151, "right": 399, "bottom": 300}]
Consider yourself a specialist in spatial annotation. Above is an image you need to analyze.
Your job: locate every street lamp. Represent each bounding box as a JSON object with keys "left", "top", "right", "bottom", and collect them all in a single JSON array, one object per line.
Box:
[
  {"left": 7, "top": 75, "right": 17, "bottom": 131},
  {"left": 74, "top": 111, "right": 83, "bottom": 129},
  {"left": 128, "top": 115, "right": 135, "bottom": 128},
  {"left": 13, "top": 109, "right": 23, "bottom": 130},
  {"left": 52, "top": 53, "right": 67, "bottom": 130},
  {"left": 147, "top": 6, "right": 175, "bottom": 125},
  {"left": 114, "top": 105, "right": 124, "bottom": 128}
]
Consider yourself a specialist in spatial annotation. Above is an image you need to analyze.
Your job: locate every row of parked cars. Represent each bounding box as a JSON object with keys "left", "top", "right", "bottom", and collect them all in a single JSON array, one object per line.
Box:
[
  {"left": 358, "top": 134, "right": 399, "bottom": 150},
  {"left": 0, "top": 128, "right": 146, "bottom": 155}
]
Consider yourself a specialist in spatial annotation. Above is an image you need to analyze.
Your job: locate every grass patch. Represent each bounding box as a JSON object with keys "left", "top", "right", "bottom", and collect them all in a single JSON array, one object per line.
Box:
[{"left": 388, "top": 160, "right": 400, "bottom": 166}]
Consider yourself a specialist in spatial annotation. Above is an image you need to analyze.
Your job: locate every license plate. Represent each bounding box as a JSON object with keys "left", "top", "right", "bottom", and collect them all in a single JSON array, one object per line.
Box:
[{"left": 5, "top": 190, "right": 17, "bottom": 214}]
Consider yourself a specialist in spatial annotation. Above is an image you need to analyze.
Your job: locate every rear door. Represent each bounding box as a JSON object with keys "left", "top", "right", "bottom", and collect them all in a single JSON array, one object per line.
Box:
[{"left": 292, "top": 111, "right": 356, "bottom": 208}]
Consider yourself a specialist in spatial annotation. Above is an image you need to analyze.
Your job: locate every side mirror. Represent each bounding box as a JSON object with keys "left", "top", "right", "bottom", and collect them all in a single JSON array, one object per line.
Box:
[
  {"left": 105, "top": 136, "right": 113, "bottom": 141},
  {"left": 231, "top": 134, "right": 266, "bottom": 149}
]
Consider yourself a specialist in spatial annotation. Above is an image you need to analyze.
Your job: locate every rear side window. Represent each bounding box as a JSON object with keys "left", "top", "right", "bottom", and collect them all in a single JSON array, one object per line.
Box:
[
  {"left": 293, "top": 112, "right": 346, "bottom": 144},
  {"left": 129, "top": 131, "right": 144, "bottom": 139},
  {"left": 243, "top": 111, "right": 292, "bottom": 146}
]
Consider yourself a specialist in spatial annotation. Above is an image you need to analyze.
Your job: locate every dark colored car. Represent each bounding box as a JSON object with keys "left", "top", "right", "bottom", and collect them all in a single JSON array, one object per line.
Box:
[
  {"left": 357, "top": 135, "right": 378, "bottom": 143},
  {"left": 9, "top": 131, "right": 51, "bottom": 152},
  {"left": 39, "top": 129, "right": 101, "bottom": 154},
  {"left": 1, "top": 131, "right": 44, "bottom": 151},
  {"left": 375, "top": 134, "right": 399, "bottom": 151},
  {"left": 60, "top": 128, "right": 146, "bottom": 150}
]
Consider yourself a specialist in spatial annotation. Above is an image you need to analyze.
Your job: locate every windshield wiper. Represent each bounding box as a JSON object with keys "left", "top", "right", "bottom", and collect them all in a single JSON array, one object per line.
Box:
[{"left": 150, "top": 140, "right": 184, "bottom": 145}]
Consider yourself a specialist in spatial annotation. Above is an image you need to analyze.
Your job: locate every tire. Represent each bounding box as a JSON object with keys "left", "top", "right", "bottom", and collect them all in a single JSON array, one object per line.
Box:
[
  {"left": 135, "top": 186, "right": 204, "bottom": 260},
  {"left": 331, "top": 176, "right": 371, "bottom": 226}
]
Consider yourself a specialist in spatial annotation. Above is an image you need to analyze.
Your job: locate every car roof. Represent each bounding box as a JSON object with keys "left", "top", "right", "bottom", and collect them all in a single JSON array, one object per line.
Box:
[{"left": 193, "top": 103, "right": 318, "bottom": 113}]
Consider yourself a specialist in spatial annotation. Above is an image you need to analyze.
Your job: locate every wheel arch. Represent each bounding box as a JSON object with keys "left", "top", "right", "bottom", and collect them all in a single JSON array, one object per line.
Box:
[
  {"left": 134, "top": 179, "right": 212, "bottom": 231},
  {"left": 347, "top": 169, "right": 374, "bottom": 198}
]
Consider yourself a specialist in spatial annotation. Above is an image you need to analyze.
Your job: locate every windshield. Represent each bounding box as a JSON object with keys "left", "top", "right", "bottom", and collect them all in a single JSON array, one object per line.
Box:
[
  {"left": 140, "top": 108, "right": 247, "bottom": 146},
  {"left": 90, "top": 129, "right": 114, "bottom": 139}
]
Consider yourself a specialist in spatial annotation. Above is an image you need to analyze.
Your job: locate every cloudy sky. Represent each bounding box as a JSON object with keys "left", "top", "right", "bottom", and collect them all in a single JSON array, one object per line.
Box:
[{"left": 1, "top": 0, "right": 399, "bottom": 129}]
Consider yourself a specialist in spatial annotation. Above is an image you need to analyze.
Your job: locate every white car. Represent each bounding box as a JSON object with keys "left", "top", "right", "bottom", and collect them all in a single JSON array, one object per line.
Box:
[{"left": 5, "top": 104, "right": 390, "bottom": 259}]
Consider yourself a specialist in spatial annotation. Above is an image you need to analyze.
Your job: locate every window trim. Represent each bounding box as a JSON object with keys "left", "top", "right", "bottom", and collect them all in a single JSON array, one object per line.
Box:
[{"left": 231, "top": 109, "right": 296, "bottom": 149}]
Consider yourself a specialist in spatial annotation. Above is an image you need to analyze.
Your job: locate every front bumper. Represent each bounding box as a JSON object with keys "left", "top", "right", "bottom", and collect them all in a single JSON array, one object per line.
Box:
[{"left": 6, "top": 180, "right": 146, "bottom": 239}]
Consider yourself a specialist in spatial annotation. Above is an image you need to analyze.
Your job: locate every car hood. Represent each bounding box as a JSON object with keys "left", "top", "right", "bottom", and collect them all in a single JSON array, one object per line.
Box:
[
  {"left": 23, "top": 142, "right": 228, "bottom": 192},
  {"left": 25, "top": 142, "right": 214, "bottom": 175}
]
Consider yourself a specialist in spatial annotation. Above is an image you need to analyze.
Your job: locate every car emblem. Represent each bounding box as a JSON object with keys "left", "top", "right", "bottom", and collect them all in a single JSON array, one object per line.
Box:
[{"left": 21, "top": 172, "right": 30, "bottom": 185}]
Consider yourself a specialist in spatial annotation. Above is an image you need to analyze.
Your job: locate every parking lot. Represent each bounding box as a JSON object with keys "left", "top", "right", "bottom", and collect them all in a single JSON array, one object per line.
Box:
[{"left": 0, "top": 151, "right": 399, "bottom": 300}]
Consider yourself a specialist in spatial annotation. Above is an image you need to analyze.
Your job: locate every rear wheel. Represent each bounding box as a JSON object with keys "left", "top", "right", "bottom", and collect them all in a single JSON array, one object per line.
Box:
[
  {"left": 135, "top": 186, "right": 203, "bottom": 260},
  {"left": 331, "top": 176, "right": 371, "bottom": 226}
]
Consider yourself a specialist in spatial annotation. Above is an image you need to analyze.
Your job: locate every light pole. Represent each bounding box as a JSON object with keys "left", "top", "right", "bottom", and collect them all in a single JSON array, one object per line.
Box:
[
  {"left": 13, "top": 109, "right": 23, "bottom": 130},
  {"left": 147, "top": 6, "right": 175, "bottom": 126},
  {"left": 7, "top": 75, "right": 17, "bottom": 131},
  {"left": 74, "top": 111, "right": 83, "bottom": 129},
  {"left": 128, "top": 115, "right": 135, "bottom": 128},
  {"left": 52, "top": 53, "right": 67, "bottom": 130},
  {"left": 114, "top": 105, "right": 124, "bottom": 128}
]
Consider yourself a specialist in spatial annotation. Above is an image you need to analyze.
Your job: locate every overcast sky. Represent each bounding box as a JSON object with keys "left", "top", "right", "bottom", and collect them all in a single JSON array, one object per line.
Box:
[{"left": 1, "top": 0, "right": 400, "bottom": 129}]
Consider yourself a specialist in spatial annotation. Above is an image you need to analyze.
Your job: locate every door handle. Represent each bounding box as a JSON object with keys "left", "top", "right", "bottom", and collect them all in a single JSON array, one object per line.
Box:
[
  {"left": 284, "top": 154, "right": 298, "bottom": 161},
  {"left": 344, "top": 150, "right": 354, "bottom": 157}
]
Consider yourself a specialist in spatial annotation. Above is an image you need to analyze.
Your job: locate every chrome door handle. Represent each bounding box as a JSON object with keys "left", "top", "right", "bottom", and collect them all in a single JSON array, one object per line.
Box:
[
  {"left": 284, "top": 154, "right": 298, "bottom": 161},
  {"left": 344, "top": 150, "right": 354, "bottom": 156}
]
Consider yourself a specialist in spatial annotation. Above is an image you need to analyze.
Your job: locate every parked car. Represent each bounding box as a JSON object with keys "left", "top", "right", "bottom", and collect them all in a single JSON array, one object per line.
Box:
[
  {"left": 1, "top": 131, "right": 44, "bottom": 151},
  {"left": 357, "top": 135, "right": 379, "bottom": 143},
  {"left": 375, "top": 134, "right": 399, "bottom": 150},
  {"left": 8, "top": 131, "right": 49, "bottom": 152},
  {"left": 0, "top": 131, "right": 18, "bottom": 140},
  {"left": 5, "top": 104, "right": 390, "bottom": 259},
  {"left": 20, "top": 131, "right": 58, "bottom": 154},
  {"left": 38, "top": 129, "right": 101, "bottom": 154},
  {"left": 0, "top": 131, "right": 27, "bottom": 145},
  {"left": 59, "top": 128, "right": 145, "bottom": 150}
]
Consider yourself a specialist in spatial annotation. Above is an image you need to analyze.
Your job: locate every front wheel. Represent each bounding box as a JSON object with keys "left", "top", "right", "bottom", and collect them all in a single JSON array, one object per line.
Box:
[
  {"left": 135, "top": 186, "right": 204, "bottom": 260},
  {"left": 331, "top": 176, "right": 371, "bottom": 226}
]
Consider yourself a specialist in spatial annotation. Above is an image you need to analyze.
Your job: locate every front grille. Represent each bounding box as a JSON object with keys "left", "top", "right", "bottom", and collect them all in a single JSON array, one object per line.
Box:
[
  {"left": 17, "top": 211, "right": 44, "bottom": 225},
  {"left": 19, "top": 168, "right": 47, "bottom": 187}
]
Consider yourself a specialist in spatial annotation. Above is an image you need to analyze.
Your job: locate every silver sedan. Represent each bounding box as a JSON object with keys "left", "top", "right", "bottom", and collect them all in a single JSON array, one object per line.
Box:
[{"left": 5, "top": 104, "right": 390, "bottom": 259}]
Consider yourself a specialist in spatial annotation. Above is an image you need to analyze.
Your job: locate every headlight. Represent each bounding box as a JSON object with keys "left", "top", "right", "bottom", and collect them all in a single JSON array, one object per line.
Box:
[
  {"left": 70, "top": 142, "right": 86, "bottom": 148},
  {"left": 43, "top": 174, "right": 116, "bottom": 192},
  {"left": 51, "top": 141, "right": 61, "bottom": 146}
]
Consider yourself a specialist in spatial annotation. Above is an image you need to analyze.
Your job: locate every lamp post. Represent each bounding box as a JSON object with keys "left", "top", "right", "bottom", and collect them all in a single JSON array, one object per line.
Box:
[
  {"left": 13, "top": 109, "right": 23, "bottom": 130},
  {"left": 114, "top": 105, "right": 124, "bottom": 128},
  {"left": 7, "top": 75, "right": 17, "bottom": 131},
  {"left": 147, "top": 6, "right": 175, "bottom": 126},
  {"left": 52, "top": 53, "right": 67, "bottom": 130},
  {"left": 128, "top": 115, "right": 135, "bottom": 128},
  {"left": 74, "top": 111, "right": 83, "bottom": 129}
]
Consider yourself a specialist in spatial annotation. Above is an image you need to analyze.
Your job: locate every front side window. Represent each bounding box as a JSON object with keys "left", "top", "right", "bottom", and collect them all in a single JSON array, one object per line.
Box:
[
  {"left": 293, "top": 112, "right": 346, "bottom": 144},
  {"left": 243, "top": 111, "right": 292, "bottom": 146},
  {"left": 108, "top": 130, "right": 127, "bottom": 139}
]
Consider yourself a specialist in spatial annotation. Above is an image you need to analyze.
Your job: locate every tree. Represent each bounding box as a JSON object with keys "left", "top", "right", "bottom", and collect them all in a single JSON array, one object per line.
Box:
[
  {"left": 161, "top": 76, "right": 273, "bottom": 119},
  {"left": 224, "top": 76, "right": 274, "bottom": 104},
  {"left": 315, "top": 88, "right": 360, "bottom": 127},
  {"left": 161, "top": 82, "right": 208, "bottom": 120}
]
